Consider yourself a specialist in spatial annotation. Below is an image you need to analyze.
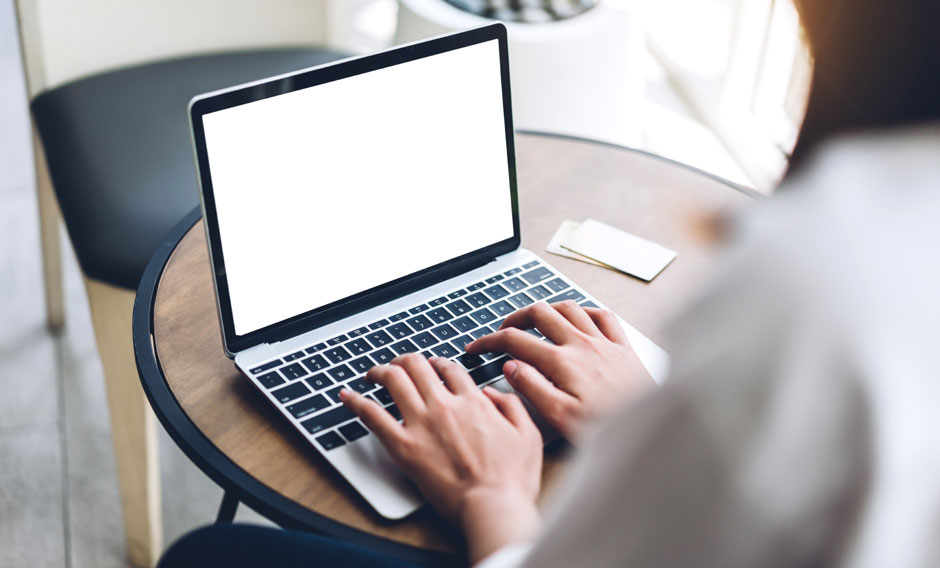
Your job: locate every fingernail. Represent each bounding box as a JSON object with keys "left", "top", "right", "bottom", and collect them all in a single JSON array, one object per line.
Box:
[
  {"left": 503, "top": 360, "right": 518, "bottom": 377},
  {"left": 339, "top": 388, "right": 351, "bottom": 400}
]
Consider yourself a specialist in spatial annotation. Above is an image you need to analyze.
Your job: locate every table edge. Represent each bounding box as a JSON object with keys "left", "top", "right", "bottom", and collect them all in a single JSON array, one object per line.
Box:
[
  {"left": 516, "top": 129, "right": 764, "bottom": 200},
  {"left": 132, "top": 208, "right": 459, "bottom": 565}
]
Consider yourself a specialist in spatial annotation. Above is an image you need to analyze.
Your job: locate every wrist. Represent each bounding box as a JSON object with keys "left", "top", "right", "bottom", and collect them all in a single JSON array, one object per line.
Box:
[{"left": 460, "top": 487, "right": 541, "bottom": 565}]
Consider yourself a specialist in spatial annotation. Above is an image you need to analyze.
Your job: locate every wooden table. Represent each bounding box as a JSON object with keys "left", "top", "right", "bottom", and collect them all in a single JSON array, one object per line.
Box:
[{"left": 133, "top": 132, "right": 756, "bottom": 565}]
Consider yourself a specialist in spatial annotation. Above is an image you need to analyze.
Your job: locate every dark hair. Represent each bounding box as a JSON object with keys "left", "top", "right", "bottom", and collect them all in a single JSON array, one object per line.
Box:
[{"left": 788, "top": 0, "right": 940, "bottom": 175}]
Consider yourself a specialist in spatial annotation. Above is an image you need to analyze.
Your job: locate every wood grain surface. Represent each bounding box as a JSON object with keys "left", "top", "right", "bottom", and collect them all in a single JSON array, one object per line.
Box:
[{"left": 151, "top": 133, "right": 754, "bottom": 554}]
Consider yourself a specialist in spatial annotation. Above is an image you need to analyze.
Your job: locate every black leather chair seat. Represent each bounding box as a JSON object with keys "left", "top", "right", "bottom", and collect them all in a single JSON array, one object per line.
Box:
[{"left": 32, "top": 48, "right": 346, "bottom": 289}]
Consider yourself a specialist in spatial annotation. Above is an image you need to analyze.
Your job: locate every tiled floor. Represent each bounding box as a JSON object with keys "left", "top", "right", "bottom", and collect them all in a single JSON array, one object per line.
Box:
[{"left": 0, "top": 1, "right": 750, "bottom": 566}]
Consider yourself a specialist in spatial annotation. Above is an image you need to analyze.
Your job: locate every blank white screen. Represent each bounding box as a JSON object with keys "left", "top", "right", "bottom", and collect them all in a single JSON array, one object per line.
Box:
[{"left": 202, "top": 40, "right": 514, "bottom": 336}]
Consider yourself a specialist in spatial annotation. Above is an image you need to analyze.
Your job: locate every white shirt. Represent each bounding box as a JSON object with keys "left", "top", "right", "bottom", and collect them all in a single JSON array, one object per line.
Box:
[{"left": 480, "top": 127, "right": 940, "bottom": 568}]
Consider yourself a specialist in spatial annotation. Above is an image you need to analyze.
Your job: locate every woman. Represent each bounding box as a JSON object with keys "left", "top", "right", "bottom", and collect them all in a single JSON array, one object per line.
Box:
[{"left": 161, "top": 1, "right": 940, "bottom": 566}]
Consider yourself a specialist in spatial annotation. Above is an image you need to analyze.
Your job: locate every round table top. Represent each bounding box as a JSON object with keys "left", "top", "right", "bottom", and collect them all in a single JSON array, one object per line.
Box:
[{"left": 134, "top": 132, "right": 756, "bottom": 563}]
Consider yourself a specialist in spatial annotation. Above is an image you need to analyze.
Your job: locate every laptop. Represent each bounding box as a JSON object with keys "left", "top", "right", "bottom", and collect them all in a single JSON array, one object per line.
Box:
[{"left": 188, "top": 23, "right": 669, "bottom": 520}]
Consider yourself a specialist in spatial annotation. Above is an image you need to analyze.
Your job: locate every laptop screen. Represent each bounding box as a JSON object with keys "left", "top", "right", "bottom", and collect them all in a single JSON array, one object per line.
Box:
[{"left": 200, "top": 38, "right": 515, "bottom": 337}]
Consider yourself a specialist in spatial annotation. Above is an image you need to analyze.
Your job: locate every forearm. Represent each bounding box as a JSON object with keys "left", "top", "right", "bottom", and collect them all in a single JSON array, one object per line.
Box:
[{"left": 460, "top": 488, "right": 542, "bottom": 565}]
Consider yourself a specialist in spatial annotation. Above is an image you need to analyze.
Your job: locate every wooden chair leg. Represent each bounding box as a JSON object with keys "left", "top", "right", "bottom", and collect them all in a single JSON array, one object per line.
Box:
[
  {"left": 85, "top": 278, "right": 163, "bottom": 567},
  {"left": 31, "top": 127, "right": 65, "bottom": 332}
]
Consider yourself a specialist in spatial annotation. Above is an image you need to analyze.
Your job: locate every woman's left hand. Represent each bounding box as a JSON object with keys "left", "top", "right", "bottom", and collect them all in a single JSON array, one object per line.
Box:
[{"left": 341, "top": 354, "right": 544, "bottom": 563}]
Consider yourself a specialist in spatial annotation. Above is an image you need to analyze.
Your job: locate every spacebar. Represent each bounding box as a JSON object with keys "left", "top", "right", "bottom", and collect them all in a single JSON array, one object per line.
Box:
[
  {"left": 469, "top": 356, "right": 509, "bottom": 385},
  {"left": 301, "top": 405, "right": 355, "bottom": 434}
]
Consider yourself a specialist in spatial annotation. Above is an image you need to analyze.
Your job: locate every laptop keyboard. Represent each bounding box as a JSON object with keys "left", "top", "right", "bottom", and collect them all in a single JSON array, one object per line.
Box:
[{"left": 247, "top": 259, "right": 599, "bottom": 452}]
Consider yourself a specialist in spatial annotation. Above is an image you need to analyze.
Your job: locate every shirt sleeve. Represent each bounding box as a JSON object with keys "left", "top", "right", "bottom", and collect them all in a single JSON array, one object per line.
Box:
[{"left": 516, "top": 188, "right": 873, "bottom": 568}]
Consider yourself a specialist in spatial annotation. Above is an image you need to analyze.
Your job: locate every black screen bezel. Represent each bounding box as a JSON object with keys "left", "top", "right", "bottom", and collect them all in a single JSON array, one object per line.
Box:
[{"left": 189, "top": 24, "right": 519, "bottom": 356}]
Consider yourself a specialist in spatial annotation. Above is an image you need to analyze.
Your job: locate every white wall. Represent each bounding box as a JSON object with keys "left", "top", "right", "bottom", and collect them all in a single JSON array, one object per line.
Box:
[{"left": 17, "top": 0, "right": 328, "bottom": 92}]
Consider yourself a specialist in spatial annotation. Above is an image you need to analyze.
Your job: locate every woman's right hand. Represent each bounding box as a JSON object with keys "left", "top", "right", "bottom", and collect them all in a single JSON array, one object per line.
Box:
[{"left": 466, "top": 301, "right": 655, "bottom": 441}]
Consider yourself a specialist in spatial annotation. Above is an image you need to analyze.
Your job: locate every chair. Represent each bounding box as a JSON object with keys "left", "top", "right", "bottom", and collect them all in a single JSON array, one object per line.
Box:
[{"left": 13, "top": 1, "right": 346, "bottom": 565}]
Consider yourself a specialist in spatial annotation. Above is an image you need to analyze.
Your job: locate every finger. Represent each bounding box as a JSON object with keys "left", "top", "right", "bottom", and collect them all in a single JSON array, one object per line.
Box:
[
  {"left": 498, "top": 302, "right": 580, "bottom": 344},
  {"left": 367, "top": 364, "right": 425, "bottom": 420},
  {"left": 552, "top": 300, "right": 603, "bottom": 337},
  {"left": 392, "top": 353, "right": 447, "bottom": 403},
  {"left": 482, "top": 386, "right": 537, "bottom": 433},
  {"left": 430, "top": 356, "right": 475, "bottom": 394},
  {"left": 340, "top": 389, "right": 404, "bottom": 448},
  {"left": 467, "top": 327, "right": 559, "bottom": 371},
  {"left": 583, "top": 307, "right": 629, "bottom": 345},
  {"left": 502, "top": 359, "right": 577, "bottom": 423}
]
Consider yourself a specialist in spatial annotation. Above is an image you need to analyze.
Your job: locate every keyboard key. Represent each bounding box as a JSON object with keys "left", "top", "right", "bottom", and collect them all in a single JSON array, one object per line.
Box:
[
  {"left": 374, "top": 387, "right": 393, "bottom": 406},
  {"left": 349, "top": 326, "right": 369, "bottom": 337},
  {"left": 446, "top": 299, "right": 472, "bottom": 315},
  {"left": 386, "top": 403, "right": 403, "bottom": 420},
  {"left": 521, "top": 266, "right": 553, "bottom": 284},
  {"left": 544, "top": 278, "right": 570, "bottom": 293},
  {"left": 430, "top": 323, "right": 458, "bottom": 341},
  {"left": 407, "top": 331, "right": 435, "bottom": 348},
  {"left": 508, "top": 292, "right": 535, "bottom": 309},
  {"left": 305, "top": 373, "right": 334, "bottom": 391},
  {"left": 284, "top": 351, "right": 305, "bottom": 362},
  {"left": 504, "top": 267, "right": 522, "bottom": 276},
  {"left": 287, "top": 394, "right": 330, "bottom": 419},
  {"left": 389, "top": 311, "right": 409, "bottom": 321},
  {"left": 420, "top": 351, "right": 433, "bottom": 359},
  {"left": 391, "top": 339, "right": 419, "bottom": 355},
  {"left": 489, "top": 301, "right": 515, "bottom": 317},
  {"left": 366, "top": 330, "right": 393, "bottom": 348},
  {"left": 427, "top": 307, "right": 453, "bottom": 324},
  {"left": 347, "top": 378, "right": 375, "bottom": 395},
  {"left": 407, "top": 315, "right": 432, "bottom": 331},
  {"left": 280, "top": 363, "right": 308, "bottom": 381},
  {"left": 387, "top": 322, "right": 414, "bottom": 339},
  {"left": 485, "top": 274, "right": 504, "bottom": 284},
  {"left": 429, "top": 297, "right": 447, "bottom": 306},
  {"left": 470, "top": 307, "right": 498, "bottom": 326},
  {"left": 306, "top": 343, "right": 326, "bottom": 354},
  {"left": 469, "top": 357, "right": 509, "bottom": 385},
  {"left": 580, "top": 300, "right": 600, "bottom": 309},
  {"left": 339, "top": 421, "right": 369, "bottom": 442},
  {"left": 315, "top": 431, "right": 346, "bottom": 450},
  {"left": 447, "top": 289, "right": 468, "bottom": 299},
  {"left": 346, "top": 338, "right": 371, "bottom": 355},
  {"left": 451, "top": 316, "right": 476, "bottom": 333},
  {"left": 327, "top": 334, "right": 347, "bottom": 346},
  {"left": 457, "top": 353, "right": 485, "bottom": 369},
  {"left": 250, "top": 360, "right": 282, "bottom": 375},
  {"left": 324, "top": 346, "right": 352, "bottom": 364},
  {"left": 548, "top": 289, "right": 586, "bottom": 304},
  {"left": 522, "top": 260, "right": 539, "bottom": 269},
  {"left": 431, "top": 343, "right": 459, "bottom": 358},
  {"left": 527, "top": 285, "right": 551, "bottom": 300},
  {"left": 503, "top": 277, "right": 526, "bottom": 292},
  {"left": 372, "top": 348, "right": 395, "bottom": 364},
  {"left": 470, "top": 327, "right": 490, "bottom": 340},
  {"left": 257, "top": 371, "right": 285, "bottom": 389},
  {"left": 527, "top": 328, "right": 545, "bottom": 339},
  {"left": 302, "top": 355, "right": 329, "bottom": 373},
  {"left": 483, "top": 284, "right": 509, "bottom": 300},
  {"left": 272, "top": 381, "right": 310, "bottom": 403},
  {"left": 301, "top": 405, "right": 355, "bottom": 434},
  {"left": 451, "top": 335, "right": 473, "bottom": 352},
  {"left": 328, "top": 364, "right": 355, "bottom": 382},
  {"left": 409, "top": 304, "right": 430, "bottom": 314},
  {"left": 349, "top": 356, "right": 376, "bottom": 374},
  {"left": 368, "top": 319, "right": 389, "bottom": 330},
  {"left": 465, "top": 292, "right": 490, "bottom": 307},
  {"left": 467, "top": 282, "right": 485, "bottom": 291},
  {"left": 326, "top": 386, "right": 345, "bottom": 403}
]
